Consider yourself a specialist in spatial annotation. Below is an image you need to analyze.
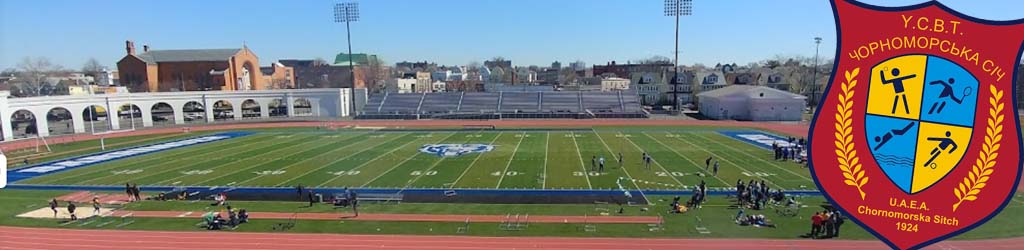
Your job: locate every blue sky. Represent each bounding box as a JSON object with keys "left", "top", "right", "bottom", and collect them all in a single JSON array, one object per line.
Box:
[{"left": 1, "top": 0, "right": 1021, "bottom": 70}]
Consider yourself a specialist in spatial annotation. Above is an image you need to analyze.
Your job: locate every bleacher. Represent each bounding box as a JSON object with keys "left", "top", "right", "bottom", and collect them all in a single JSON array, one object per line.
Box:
[
  {"left": 357, "top": 91, "right": 648, "bottom": 119},
  {"left": 420, "top": 92, "right": 462, "bottom": 114}
]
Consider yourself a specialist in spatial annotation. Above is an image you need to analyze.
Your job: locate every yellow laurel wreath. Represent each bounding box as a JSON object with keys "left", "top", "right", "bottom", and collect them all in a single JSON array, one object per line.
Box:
[
  {"left": 835, "top": 68, "right": 868, "bottom": 200},
  {"left": 952, "top": 85, "right": 1004, "bottom": 212}
]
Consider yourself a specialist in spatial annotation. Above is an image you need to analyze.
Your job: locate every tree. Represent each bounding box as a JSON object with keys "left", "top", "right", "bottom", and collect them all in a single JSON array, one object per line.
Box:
[
  {"left": 559, "top": 68, "right": 579, "bottom": 85},
  {"left": 15, "top": 57, "right": 65, "bottom": 97},
  {"left": 312, "top": 57, "right": 329, "bottom": 67},
  {"left": 81, "top": 58, "right": 104, "bottom": 78},
  {"left": 360, "top": 56, "right": 389, "bottom": 92},
  {"left": 636, "top": 55, "right": 672, "bottom": 65},
  {"left": 466, "top": 61, "right": 481, "bottom": 72}
]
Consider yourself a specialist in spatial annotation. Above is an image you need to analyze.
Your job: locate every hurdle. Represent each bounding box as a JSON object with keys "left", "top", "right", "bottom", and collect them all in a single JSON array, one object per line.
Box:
[
  {"left": 272, "top": 213, "right": 297, "bottom": 231},
  {"left": 497, "top": 214, "right": 510, "bottom": 230},
  {"left": 647, "top": 215, "right": 665, "bottom": 232},
  {"left": 582, "top": 214, "right": 597, "bottom": 232},
  {"left": 456, "top": 217, "right": 470, "bottom": 234},
  {"left": 498, "top": 213, "right": 528, "bottom": 231}
]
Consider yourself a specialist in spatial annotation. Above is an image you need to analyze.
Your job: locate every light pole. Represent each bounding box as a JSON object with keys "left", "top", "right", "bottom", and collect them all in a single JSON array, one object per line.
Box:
[
  {"left": 811, "top": 37, "right": 822, "bottom": 109},
  {"left": 665, "top": 0, "right": 692, "bottom": 111},
  {"left": 334, "top": 2, "right": 359, "bottom": 116}
]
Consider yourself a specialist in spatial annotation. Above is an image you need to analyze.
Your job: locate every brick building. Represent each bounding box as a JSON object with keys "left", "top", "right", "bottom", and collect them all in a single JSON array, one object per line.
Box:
[
  {"left": 117, "top": 40, "right": 290, "bottom": 92},
  {"left": 260, "top": 62, "right": 296, "bottom": 89},
  {"left": 278, "top": 59, "right": 363, "bottom": 89}
]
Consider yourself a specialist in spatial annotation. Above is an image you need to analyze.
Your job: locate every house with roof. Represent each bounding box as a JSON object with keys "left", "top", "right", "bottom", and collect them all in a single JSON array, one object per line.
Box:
[
  {"left": 697, "top": 85, "right": 806, "bottom": 121},
  {"left": 117, "top": 40, "right": 264, "bottom": 92}
]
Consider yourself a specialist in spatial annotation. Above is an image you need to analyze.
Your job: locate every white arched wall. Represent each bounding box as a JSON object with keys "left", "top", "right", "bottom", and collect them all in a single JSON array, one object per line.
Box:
[{"left": 0, "top": 88, "right": 351, "bottom": 141}]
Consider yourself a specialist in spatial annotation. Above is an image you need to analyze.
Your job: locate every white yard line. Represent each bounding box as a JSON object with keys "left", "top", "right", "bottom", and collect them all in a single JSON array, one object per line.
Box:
[
  {"left": 356, "top": 133, "right": 458, "bottom": 188},
  {"left": 639, "top": 132, "right": 731, "bottom": 187},
  {"left": 659, "top": 132, "right": 787, "bottom": 189},
  {"left": 451, "top": 132, "right": 504, "bottom": 188},
  {"left": 189, "top": 136, "right": 350, "bottom": 186},
  {"left": 543, "top": 132, "right": 550, "bottom": 189},
  {"left": 593, "top": 131, "right": 651, "bottom": 204},
  {"left": 495, "top": 132, "right": 527, "bottom": 189},
  {"left": 690, "top": 132, "right": 813, "bottom": 182},
  {"left": 236, "top": 134, "right": 386, "bottom": 186},
  {"left": 619, "top": 133, "right": 687, "bottom": 186},
  {"left": 137, "top": 135, "right": 324, "bottom": 186},
  {"left": 313, "top": 133, "right": 431, "bottom": 187},
  {"left": 272, "top": 133, "right": 408, "bottom": 187},
  {"left": 569, "top": 131, "right": 594, "bottom": 189}
]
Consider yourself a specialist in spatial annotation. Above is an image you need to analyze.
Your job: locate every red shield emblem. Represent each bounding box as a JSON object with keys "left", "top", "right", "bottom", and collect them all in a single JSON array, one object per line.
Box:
[{"left": 809, "top": 1, "right": 1024, "bottom": 249}]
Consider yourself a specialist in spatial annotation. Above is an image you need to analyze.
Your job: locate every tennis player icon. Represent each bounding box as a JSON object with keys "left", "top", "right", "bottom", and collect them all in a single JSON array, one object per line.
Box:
[
  {"left": 873, "top": 121, "right": 916, "bottom": 151},
  {"left": 927, "top": 77, "right": 973, "bottom": 114},
  {"left": 880, "top": 67, "right": 917, "bottom": 114}
]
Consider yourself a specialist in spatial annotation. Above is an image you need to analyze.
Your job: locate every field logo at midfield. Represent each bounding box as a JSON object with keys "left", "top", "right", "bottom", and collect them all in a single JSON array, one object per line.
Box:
[
  {"left": 808, "top": 1, "right": 1023, "bottom": 249},
  {"left": 419, "top": 144, "right": 494, "bottom": 157}
]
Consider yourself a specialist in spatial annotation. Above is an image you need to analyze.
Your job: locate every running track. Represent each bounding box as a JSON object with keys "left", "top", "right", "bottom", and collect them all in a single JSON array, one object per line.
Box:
[{"left": 0, "top": 226, "right": 1021, "bottom": 250}]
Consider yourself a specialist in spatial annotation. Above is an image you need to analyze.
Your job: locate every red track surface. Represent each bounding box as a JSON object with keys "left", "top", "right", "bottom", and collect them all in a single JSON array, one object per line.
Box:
[
  {"left": 107, "top": 210, "right": 659, "bottom": 224},
  {"left": 2, "top": 225, "right": 1022, "bottom": 250}
]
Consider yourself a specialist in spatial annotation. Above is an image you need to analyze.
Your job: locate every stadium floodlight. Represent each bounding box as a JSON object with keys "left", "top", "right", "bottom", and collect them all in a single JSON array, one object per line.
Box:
[
  {"left": 334, "top": 2, "right": 359, "bottom": 116},
  {"left": 811, "top": 37, "right": 823, "bottom": 108},
  {"left": 665, "top": 0, "right": 692, "bottom": 111}
]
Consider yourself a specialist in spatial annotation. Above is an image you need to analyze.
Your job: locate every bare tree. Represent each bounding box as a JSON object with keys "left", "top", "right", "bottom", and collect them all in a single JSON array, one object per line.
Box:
[
  {"left": 312, "top": 57, "right": 328, "bottom": 67},
  {"left": 466, "top": 61, "right": 481, "bottom": 73},
  {"left": 81, "top": 58, "right": 104, "bottom": 78},
  {"left": 15, "top": 57, "right": 65, "bottom": 96},
  {"left": 559, "top": 68, "right": 579, "bottom": 85},
  {"left": 361, "top": 56, "right": 389, "bottom": 92},
  {"left": 635, "top": 55, "right": 672, "bottom": 65}
]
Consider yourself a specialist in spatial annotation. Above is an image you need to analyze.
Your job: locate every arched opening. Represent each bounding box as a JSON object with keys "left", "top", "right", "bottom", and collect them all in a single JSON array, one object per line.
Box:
[
  {"left": 294, "top": 98, "right": 312, "bottom": 116},
  {"left": 238, "top": 62, "right": 255, "bottom": 90},
  {"left": 10, "top": 109, "right": 37, "bottom": 139},
  {"left": 118, "top": 104, "right": 143, "bottom": 130},
  {"left": 269, "top": 99, "right": 287, "bottom": 117},
  {"left": 241, "top": 99, "right": 261, "bottom": 119},
  {"left": 151, "top": 102, "right": 174, "bottom": 126},
  {"left": 81, "top": 105, "right": 111, "bottom": 133},
  {"left": 183, "top": 101, "right": 205, "bottom": 124},
  {"left": 213, "top": 100, "right": 234, "bottom": 121},
  {"left": 46, "top": 107, "right": 74, "bottom": 135}
]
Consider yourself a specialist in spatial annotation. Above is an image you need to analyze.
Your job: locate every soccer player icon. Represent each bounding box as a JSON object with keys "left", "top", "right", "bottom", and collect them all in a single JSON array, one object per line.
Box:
[
  {"left": 879, "top": 68, "right": 917, "bottom": 114},
  {"left": 924, "top": 131, "right": 959, "bottom": 169},
  {"left": 927, "top": 78, "right": 972, "bottom": 114},
  {"left": 872, "top": 121, "right": 916, "bottom": 151}
]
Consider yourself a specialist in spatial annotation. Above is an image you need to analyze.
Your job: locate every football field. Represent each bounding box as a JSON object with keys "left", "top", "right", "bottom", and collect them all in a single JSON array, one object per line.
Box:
[{"left": 15, "top": 128, "right": 815, "bottom": 190}]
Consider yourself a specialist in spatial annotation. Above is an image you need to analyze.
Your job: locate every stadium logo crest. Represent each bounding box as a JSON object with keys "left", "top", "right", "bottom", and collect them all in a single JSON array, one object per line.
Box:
[
  {"left": 419, "top": 144, "right": 495, "bottom": 157},
  {"left": 808, "top": 1, "right": 1024, "bottom": 249}
]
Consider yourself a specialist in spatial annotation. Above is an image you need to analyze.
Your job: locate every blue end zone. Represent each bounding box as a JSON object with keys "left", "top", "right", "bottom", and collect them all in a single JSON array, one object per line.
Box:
[
  {"left": 718, "top": 130, "right": 800, "bottom": 150},
  {"left": 6, "top": 131, "right": 252, "bottom": 183}
]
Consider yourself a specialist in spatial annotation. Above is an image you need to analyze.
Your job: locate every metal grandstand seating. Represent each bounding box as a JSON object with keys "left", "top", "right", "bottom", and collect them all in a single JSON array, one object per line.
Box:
[
  {"left": 356, "top": 90, "right": 648, "bottom": 119},
  {"left": 540, "top": 92, "right": 581, "bottom": 113},
  {"left": 499, "top": 92, "right": 540, "bottom": 113},
  {"left": 420, "top": 92, "right": 462, "bottom": 114}
]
